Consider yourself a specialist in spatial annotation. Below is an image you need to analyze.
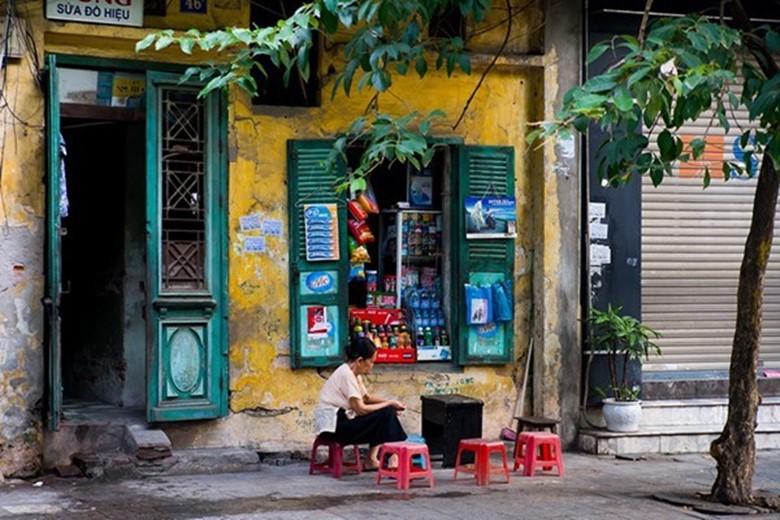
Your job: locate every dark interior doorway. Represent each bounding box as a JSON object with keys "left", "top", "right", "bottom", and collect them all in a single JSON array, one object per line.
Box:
[{"left": 59, "top": 118, "right": 147, "bottom": 408}]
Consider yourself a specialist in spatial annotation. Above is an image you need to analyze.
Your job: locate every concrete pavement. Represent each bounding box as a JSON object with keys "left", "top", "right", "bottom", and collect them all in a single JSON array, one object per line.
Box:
[{"left": 1, "top": 451, "right": 779, "bottom": 519}]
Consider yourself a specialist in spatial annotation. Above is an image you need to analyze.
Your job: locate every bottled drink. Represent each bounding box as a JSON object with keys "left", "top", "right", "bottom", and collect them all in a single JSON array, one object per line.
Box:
[{"left": 424, "top": 326, "right": 433, "bottom": 346}]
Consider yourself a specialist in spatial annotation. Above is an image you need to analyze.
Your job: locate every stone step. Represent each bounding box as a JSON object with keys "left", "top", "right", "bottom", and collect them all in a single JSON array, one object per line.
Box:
[
  {"left": 578, "top": 423, "right": 780, "bottom": 456},
  {"left": 639, "top": 397, "right": 780, "bottom": 428}
]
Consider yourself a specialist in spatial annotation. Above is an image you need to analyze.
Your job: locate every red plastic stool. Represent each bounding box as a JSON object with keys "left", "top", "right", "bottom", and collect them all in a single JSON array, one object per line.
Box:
[
  {"left": 376, "top": 441, "right": 435, "bottom": 490},
  {"left": 513, "top": 431, "right": 564, "bottom": 477},
  {"left": 309, "top": 435, "right": 361, "bottom": 479},
  {"left": 453, "top": 438, "right": 511, "bottom": 485}
]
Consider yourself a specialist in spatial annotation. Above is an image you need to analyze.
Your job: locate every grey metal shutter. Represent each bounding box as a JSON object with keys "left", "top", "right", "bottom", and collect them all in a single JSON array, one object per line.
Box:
[{"left": 641, "top": 79, "right": 780, "bottom": 372}]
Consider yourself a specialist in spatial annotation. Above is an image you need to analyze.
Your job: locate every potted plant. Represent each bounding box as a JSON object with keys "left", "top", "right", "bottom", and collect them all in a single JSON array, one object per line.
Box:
[{"left": 587, "top": 305, "right": 662, "bottom": 432}]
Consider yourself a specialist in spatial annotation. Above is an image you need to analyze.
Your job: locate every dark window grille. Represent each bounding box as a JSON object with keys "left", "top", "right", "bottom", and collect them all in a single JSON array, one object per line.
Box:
[
  {"left": 161, "top": 88, "right": 206, "bottom": 291},
  {"left": 429, "top": 6, "right": 465, "bottom": 39}
]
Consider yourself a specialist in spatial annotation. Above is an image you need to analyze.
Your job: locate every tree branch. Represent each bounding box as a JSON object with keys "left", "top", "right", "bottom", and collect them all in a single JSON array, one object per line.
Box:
[
  {"left": 727, "top": 0, "right": 779, "bottom": 77},
  {"left": 453, "top": 0, "right": 513, "bottom": 130},
  {"left": 638, "top": 0, "right": 655, "bottom": 45}
]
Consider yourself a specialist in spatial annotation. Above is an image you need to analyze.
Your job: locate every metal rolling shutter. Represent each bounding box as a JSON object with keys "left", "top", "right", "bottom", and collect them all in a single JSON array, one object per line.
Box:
[{"left": 641, "top": 80, "right": 780, "bottom": 372}]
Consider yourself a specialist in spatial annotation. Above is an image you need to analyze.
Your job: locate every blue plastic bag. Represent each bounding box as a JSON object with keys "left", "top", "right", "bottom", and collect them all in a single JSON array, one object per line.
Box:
[{"left": 492, "top": 280, "right": 513, "bottom": 322}]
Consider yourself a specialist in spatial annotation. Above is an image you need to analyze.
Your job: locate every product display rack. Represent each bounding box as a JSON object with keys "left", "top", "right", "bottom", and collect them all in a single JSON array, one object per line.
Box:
[{"left": 380, "top": 209, "right": 451, "bottom": 361}]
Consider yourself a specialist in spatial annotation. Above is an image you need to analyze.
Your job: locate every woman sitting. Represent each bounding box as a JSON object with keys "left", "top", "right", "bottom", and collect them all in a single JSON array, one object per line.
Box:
[{"left": 314, "top": 336, "right": 407, "bottom": 470}]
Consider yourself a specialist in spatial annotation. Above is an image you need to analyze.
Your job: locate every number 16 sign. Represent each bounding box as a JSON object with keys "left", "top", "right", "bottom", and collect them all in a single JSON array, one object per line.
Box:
[{"left": 180, "top": 0, "right": 206, "bottom": 13}]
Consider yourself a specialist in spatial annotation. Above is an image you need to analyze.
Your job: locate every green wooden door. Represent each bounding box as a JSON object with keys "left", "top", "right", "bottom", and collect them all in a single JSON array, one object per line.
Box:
[
  {"left": 287, "top": 140, "right": 349, "bottom": 368},
  {"left": 145, "top": 72, "right": 228, "bottom": 421},
  {"left": 454, "top": 145, "right": 516, "bottom": 365},
  {"left": 44, "top": 54, "right": 62, "bottom": 431}
]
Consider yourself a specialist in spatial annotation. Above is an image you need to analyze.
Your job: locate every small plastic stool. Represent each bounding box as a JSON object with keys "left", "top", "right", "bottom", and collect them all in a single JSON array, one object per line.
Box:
[
  {"left": 376, "top": 441, "right": 435, "bottom": 490},
  {"left": 309, "top": 435, "right": 361, "bottom": 479},
  {"left": 513, "top": 416, "right": 559, "bottom": 464},
  {"left": 453, "top": 438, "right": 511, "bottom": 485},
  {"left": 513, "top": 431, "right": 564, "bottom": 477},
  {"left": 406, "top": 434, "right": 427, "bottom": 469}
]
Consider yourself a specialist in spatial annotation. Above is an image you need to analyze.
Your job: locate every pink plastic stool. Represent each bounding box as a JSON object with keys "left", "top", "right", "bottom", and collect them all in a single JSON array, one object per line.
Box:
[
  {"left": 376, "top": 441, "right": 435, "bottom": 490},
  {"left": 513, "top": 431, "right": 565, "bottom": 477},
  {"left": 453, "top": 438, "right": 511, "bottom": 485},
  {"left": 309, "top": 435, "right": 361, "bottom": 479}
]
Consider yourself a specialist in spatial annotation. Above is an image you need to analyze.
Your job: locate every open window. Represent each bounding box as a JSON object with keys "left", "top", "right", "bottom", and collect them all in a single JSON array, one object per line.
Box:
[{"left": 288, "top": 140, "right": 516, "bottom": 367}]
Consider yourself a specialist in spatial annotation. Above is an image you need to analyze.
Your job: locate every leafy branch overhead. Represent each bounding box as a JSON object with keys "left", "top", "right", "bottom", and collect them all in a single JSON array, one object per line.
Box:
[
  {"left": 136, "top": 1, "right": 491, "bottom": 178},
  {"left": 529, "top": 16, "right": 780, "bottom": 188}
]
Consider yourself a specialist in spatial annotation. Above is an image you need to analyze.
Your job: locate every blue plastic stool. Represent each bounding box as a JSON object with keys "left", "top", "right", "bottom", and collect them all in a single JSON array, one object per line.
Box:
[{"left": 406, "top": 434, "right": 427, "bottom": 469}]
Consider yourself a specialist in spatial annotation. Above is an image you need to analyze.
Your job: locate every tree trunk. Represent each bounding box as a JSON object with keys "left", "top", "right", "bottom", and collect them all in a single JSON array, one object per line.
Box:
[{"left": 709, "top": 156, "right": 779, "bottom": 504}]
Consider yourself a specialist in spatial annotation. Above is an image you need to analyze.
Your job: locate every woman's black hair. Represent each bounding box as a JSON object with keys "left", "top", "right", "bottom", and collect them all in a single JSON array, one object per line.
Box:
[{"left": 346, "top": 336, "right": 376, "bottom": 361}]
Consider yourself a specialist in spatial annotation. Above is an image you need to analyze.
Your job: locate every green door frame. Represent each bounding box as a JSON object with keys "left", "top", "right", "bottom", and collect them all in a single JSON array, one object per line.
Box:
[
  {"left": 44, "top": 54, "right": 62, "bottom": 431},
  {"left": 145, "top": 71, "right": 229, "bottom": 421},
  {"left": 43, "top": 54, "right": 229, "bottom": 425}
]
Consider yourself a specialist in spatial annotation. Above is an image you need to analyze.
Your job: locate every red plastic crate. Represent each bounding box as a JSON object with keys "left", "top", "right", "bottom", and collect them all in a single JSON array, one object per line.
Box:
[{"left": 375, "top": 348, "right": 417, "bottom": 364}]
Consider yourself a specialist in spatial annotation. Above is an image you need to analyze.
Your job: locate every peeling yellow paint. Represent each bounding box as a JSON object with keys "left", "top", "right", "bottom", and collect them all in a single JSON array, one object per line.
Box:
[{"left": 1, "top": 0, "right": 560, "bottom": 470}]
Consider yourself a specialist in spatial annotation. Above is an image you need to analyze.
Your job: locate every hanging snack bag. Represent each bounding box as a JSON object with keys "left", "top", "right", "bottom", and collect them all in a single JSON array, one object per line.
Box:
[
  {"left": 357, "top": 179, "right": 380, "bottom": 214},
  {"left": 350, "top": 244, "right": 371, "bottom": 263},
  {"left": 348, "top": 219, "right": 376, "bottom": 244},
  {"left": 349, "top": 263, "right": 366, "bottom": 282},
  {"left": 348, "top": 199, "right": 368, "bottom": 221}
]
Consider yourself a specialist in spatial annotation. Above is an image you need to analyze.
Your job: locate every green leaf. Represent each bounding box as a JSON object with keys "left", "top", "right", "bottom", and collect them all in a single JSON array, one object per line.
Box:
[
  {"left": 154, "top": 35, "right": 174, "bottom": 51},
  {"left": 767, "top": 29, "right": 780, "bottom": 53},
  {"left": 703, "top": 166, "right": 711, "bottom": 188},
  {"left": 415, "top": 57, "right": 428, "bottom": 78},
  {"left": 613, "top": 85, "right": 633, "bottom": 112},
  {"left": 689, "top": 137, "right": 706, "bottom": 159},
  {"left": 627, "top": 66, "right": 652, "bottom": 88},
  {"left": 135, "top": 33, "right": 157, "bottom": 52},
  {"left": 583, "top": 74, "right": 618, "bottom": 94},
  {"left": 586, "top": 41, "right": 611, "bottom": 64},
  {"left": 657, "top": 130, "right": 677, "bottom": 162},
  {"left": 350, "top": 177, "right": 367, "bottom": 193}
]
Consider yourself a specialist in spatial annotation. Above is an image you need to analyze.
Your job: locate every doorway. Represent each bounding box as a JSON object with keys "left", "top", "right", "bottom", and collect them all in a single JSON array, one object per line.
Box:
[
  {"left": 59, "top": 117, "right": 146, "bottom": 408},
  {"left": 45, "top": 57, "right": 229, "bottom": 430}
]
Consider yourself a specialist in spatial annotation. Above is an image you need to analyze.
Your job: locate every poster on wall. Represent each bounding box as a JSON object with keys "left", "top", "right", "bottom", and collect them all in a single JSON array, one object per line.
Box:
[
  {"left": 45, "top": 0, "right": 144, "bottom": 27},
  {"left": 300, "top": 305, "right": 340, "bottom": 358},
  {"left": 464, "top": 196, "right": 517, "bottom": 239},
  {"left": 304, "top": 204, "right": 340, "bottom": 262}
]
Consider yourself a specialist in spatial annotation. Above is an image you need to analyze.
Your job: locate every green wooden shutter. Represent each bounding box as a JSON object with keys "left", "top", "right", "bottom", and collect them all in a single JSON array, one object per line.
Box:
[
  {"left": 145, "top": 72, "right": 228, "bottom": 422},
  {"left": 44, "top": 54, "right": 62, "bottom": 431},
  {"left": 288, "top": 140, "right": 348, "bottom": 368},
  {"left": 453, "top": 145, "right": 516, "bottom": 365}
]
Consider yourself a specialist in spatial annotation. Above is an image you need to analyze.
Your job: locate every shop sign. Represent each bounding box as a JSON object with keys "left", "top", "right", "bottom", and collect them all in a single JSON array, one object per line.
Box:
[
  {"left": 45, "top": 0, "right": 144, "bottom": 27},
  {"left": 464, "top": 196, "right": 517, "bottom": 239}
]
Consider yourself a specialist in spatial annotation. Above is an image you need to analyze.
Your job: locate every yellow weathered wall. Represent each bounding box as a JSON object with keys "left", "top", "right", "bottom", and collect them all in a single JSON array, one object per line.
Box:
[
  {"left": 0, "top": 0, "right": 552, "bottom": 472},
  {"left": 162, "top": 4, "right": 543, "bottom": 450},
  {"left": 0, "top": 2, "right": 48, "bottom": 477}
]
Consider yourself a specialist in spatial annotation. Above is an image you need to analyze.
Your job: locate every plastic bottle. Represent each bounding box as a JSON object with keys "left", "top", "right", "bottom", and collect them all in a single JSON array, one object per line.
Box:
[
  {"left": 416, "top": 328, "right": 425, "bottom": 348},
  {"left": 424, "top": 326, "right": 433, "bottom": 346}
]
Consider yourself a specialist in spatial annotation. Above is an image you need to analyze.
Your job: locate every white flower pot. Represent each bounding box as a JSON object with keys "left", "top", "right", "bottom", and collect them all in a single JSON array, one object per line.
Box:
[{"left": 602, "top": 398, "right": 642, "bottom": 432}]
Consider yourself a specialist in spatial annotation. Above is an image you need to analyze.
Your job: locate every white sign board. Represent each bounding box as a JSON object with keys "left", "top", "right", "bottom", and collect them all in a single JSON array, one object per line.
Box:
[{"left": 46, "top": 0, "right": 144, "bottom": 27}]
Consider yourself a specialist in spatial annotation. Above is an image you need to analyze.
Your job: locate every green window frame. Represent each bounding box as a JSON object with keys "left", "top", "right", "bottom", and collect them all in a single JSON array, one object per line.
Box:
[{"left": 287, "top": 141, "right": 515, "bottom": 367}]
